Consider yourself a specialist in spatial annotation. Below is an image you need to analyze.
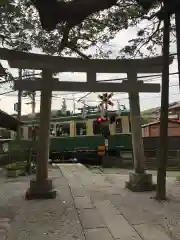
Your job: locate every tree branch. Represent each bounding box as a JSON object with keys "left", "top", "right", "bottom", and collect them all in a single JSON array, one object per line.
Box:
[
  {"left": 32, "top": 0, "right": 118, "bottom": 53},
  {"left": 133, "top": 20, "right": 162, "bottom": 57},
  {"left": 67, "top": 44, "right": 90, "bottom": 59}
]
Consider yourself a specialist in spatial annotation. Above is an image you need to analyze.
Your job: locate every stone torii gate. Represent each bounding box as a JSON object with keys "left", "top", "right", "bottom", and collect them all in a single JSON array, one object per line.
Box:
[{"left": 0, "top": 48, "right": 173, "bottom": 199}]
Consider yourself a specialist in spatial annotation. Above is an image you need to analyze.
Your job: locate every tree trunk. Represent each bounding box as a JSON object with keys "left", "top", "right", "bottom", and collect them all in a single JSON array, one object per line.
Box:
[{"left": 156, "top": 5, "right": 170, "bottom": 200}]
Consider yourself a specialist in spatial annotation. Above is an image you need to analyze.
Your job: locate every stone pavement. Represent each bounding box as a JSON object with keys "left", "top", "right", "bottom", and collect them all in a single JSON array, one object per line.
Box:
[{"left": 0, "top": 164, "right": 180, "bottom": 239}]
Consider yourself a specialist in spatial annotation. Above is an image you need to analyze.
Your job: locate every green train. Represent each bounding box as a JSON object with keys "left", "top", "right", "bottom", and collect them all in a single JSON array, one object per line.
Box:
[{"left": 8, "top": 110, "right": 133, "bottom": 163}]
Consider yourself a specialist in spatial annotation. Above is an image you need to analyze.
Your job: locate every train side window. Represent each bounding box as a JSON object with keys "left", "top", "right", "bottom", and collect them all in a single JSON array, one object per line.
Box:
[
  {"left": 76, "top": 122, "right": 86, "bottom": 135},
  {"left": 56, "top": 123, "right": 70, "bottom": 136},
  {"left": 93, "top": 120, "right": 101, "bottom": 135},
  {"left": 62, "top": 124, "right": 70, "bottom": 136},
  {"left": 0, "top": 129, "right": 11, "bottom": 139},
  {"left": 116, "top": 119, "right": 122, "bottom": 133},
  {"left": 56, "top": 124, "right": 61, "bottom": 136},
  {"left": 50, "top": 124, "right": 55, "bottom": 136}
]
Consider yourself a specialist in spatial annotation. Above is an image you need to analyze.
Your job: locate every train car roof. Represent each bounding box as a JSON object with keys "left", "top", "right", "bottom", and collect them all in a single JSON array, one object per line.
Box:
[{"left": 22, "top": 110, "right": 130, "bottom": 124}]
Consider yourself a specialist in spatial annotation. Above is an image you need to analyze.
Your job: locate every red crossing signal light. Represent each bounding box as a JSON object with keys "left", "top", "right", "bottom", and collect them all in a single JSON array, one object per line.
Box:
[
  {"left": 97, "top": 117, "right": 104, "bottom": 122},
  {"left": 94, "top": 117, "right": 104, "bottom": 124}
]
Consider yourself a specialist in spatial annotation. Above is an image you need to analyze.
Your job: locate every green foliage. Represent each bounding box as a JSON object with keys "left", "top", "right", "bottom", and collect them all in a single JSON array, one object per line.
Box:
[
  {"left": 6, "top": 160, "right": 36, "bottom": 175},
  {"left": 6, "top": 161, "right": 25, "bottom": 170},
  {"left": 0, "top": 0, "right": 142, "bottom": 57},
  {"left": 119, "top": 2, "right": 176, "bottom": 58},
  {"left": 1, "top": 0, "right": 175, "bottom": 60},
  {"left": 0, "top": 0, "right": 33, "bottom": 51}
]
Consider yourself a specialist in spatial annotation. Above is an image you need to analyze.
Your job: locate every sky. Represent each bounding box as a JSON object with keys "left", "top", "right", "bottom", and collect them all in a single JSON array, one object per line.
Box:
[{"left": 0, "top": 21, "right": 179, "bottom": 116}]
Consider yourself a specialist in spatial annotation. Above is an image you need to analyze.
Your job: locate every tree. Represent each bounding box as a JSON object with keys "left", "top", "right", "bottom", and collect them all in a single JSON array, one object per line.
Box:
[
  {"left": 0, "top": 0, "right": 143, "bottom": 58},
  {"left": 119, "top": 1, "right": 180, "bottom": 59},
  {"left": 156, "top": 2, "right": 170, "bottom": 200},
  {"left": 132, "top": 0, "right": 176, "bottom": 200}
]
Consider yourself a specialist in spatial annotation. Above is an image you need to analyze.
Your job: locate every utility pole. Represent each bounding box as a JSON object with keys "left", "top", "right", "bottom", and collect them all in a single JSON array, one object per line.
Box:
[
  {"left": 72, "top": 94, "right": 76, "bottom": 114},
  {"left": 175, "top": 12, "right": 180, "bottom": 91},
  {"left": 31, "top": 91, "right": 36, "bottom": 115},
  {"left": 16, "top": 69, "right": 22, "bottom": 140},
  {"left": 32, "top": 70, "right": 36, "bottom": 115}
]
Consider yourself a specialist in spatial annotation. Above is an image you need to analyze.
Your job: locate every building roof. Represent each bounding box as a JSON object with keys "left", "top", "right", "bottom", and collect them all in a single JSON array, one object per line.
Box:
[
  {"left": 142, "top": 119, "right": 180, "bottom": 128},
  {"left": 142, "top": 102, "right": 179, "bottom": 115},
  {"left": 0, "top": 109, "right": 23, "bottom": 131},
  {"left": 168, "top": 102, "right": 180, "bottom": 110}
]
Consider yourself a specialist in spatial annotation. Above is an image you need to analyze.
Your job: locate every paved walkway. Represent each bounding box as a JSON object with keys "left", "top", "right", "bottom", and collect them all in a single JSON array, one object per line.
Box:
[{"left": 0, "top": 164, "right": 180, "bottom": 239}]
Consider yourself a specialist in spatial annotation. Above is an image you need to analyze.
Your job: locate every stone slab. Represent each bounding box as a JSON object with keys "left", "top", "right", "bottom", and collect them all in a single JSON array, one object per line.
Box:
[
  {"left": 103, "top": 214, "right": 141, "bottom": 239},
  {"left": 134, "top": 223, "right": 171, "bottom": 240},
  {"left": 78, "top": 209, "right": 106, "bottom": 229},
  {"left": 74, "top": 196, "right": 94, "bottom": 209},
  {"left": 95, "top": 200, "right": 141, "bottom": 239},
  {"left": 85, "top": 228, "right": 114, "bottom": 240},
  {"left": 94, "top": 200, "right": 122, "bottom": 216},
  {"left": 71, "top": 187, "right": 87, "bottom": 197}
]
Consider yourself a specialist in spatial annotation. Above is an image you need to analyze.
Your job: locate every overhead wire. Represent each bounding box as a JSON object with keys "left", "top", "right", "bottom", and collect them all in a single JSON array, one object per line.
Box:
[{"left": 0, "top": 71, "right": 179, "bottom": 105}]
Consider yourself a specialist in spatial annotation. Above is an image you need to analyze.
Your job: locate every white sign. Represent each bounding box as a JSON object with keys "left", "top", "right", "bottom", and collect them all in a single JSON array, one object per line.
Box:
[
  {"left": 105, "top": 139, "right": 108, "bottom": 147},
  {"left": 14, "top": 103, "right": 18, "bottom": 112},
  {"left": 2, "top": 143, "right": 8, "bottom": 152}
]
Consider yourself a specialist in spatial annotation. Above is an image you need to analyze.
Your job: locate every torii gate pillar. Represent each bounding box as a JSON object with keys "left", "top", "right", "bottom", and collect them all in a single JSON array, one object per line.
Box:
[
  {"left": 26, "top": 70, "right": 56, "bottom": 199},
  {"left": 125, "top": 72, "right": 156, "bottom": 192}
]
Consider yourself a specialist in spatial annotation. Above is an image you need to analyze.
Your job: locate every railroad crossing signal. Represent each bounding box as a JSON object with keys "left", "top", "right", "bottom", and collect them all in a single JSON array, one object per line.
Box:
[{"left": 98, "top": 93, "right": 114, "bottom": 107}]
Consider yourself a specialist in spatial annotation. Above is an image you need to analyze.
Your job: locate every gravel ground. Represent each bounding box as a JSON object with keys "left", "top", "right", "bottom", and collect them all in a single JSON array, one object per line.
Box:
[
  {"left": 0, "top": 167, "right": 85, "bottom": 240},
  {"left": 1, "top": 165, "right": 180, "bottom": 240}
]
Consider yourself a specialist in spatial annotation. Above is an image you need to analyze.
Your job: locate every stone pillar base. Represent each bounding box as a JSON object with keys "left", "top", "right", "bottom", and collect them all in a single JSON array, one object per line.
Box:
[
  {"left": 125, "top": 172, "right": 156, "bottom": 192},
  {"left": 25, "top": 179, "right": 57, "bottom": 200}
]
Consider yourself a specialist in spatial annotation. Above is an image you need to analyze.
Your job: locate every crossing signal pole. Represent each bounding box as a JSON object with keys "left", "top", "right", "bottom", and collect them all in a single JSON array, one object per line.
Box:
[
  {"left": 98, "top": 93, "right": 114, "bottom": 156},
  {"left": 98, "top": 93, "right": 113, "bottom": 120}
]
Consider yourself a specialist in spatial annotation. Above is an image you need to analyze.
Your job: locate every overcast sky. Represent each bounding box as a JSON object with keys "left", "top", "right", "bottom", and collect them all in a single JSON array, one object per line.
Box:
[{"left": 0, "top": 22, "right": 179, "bottom": 115}]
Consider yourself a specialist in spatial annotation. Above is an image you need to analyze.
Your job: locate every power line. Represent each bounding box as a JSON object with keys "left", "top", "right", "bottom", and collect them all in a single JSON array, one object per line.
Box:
[
  {"left": 0, "top": 72, "right": 179, "bottom": 103},
  {"left": 98, "top": 71, "right": 179, "bottom": 83}
]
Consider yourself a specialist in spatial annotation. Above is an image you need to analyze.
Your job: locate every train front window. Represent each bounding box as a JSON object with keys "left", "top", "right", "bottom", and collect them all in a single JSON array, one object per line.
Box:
[
  {"left": 93, "top": 120, "right": 101, "bottom": 135},
  {"left": 76, "top": 122, "right": 86, "bottom": 135},
  {"left": 116, "top": 119, "right": 122, "bottom": 133}
]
